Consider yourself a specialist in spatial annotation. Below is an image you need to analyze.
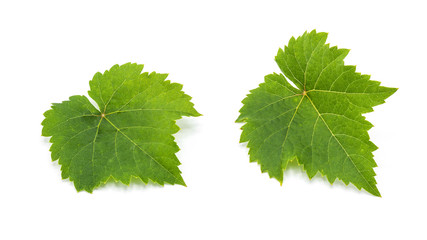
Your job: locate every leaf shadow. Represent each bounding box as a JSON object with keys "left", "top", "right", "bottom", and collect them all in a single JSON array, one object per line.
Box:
[
  {"left": 283, "top": 159, "right": 373, "bottom": 197},
  {"left": 49, "top": 159, "right": 164, "bottom": 193},
  {"left": 174, "top": 117, "right": 200, "bottom": 138},
  {"left": 97, "top": 177, "right": 164, "bottom": 192}
]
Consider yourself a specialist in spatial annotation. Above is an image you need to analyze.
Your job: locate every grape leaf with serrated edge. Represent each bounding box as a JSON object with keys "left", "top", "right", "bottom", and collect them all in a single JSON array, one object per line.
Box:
[
  {"left": 236, "top": 30, "right": 396, "bottom": 196},
  {"left": 42, "top": 63, "right": 200, "bottom": 192}
]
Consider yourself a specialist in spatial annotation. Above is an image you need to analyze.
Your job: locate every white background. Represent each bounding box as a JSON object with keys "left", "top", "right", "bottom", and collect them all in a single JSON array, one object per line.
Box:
[{"left": 1, "top": 0, "right": 426, "bottom": 239}]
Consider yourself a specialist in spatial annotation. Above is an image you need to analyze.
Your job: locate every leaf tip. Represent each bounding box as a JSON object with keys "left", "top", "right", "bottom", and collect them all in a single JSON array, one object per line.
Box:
[
  {"left": 193, "top": 111, "right": 203, "bottom": 117},
  {"left": 235, "top": 116, "right": 245, "bottom": 123},
  {"left": 371, "top": 188, "right": 382, "bottom": 197},
  {"left": 178, "top": 179, "right": 187, "bottom": 187}
]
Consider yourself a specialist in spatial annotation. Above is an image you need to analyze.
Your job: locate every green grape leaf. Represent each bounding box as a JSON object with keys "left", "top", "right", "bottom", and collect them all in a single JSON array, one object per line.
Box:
[
  {"left": 42, "top": 63, "right": 201, "bottom": 192},
  {"left": 236, "top": 30, "right": 396, "bottom": 196}
]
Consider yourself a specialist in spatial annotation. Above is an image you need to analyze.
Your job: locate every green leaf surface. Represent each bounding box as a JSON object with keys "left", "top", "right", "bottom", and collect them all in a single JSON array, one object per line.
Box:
[
  {"left": 42, "top": 63, "right": 200, "bottom": 192},
  {"left": 237, "top": 30, "right": 396, "bottom": 196}
]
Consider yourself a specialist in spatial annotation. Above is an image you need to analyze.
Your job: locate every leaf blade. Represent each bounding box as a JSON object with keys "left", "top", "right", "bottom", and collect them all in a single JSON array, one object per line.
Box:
[
  {"left": 42, "top": 63, "right": 199, "bottom": 192},
  {"left": 238, "top": 30, "right": 396, "bottom": 196}
]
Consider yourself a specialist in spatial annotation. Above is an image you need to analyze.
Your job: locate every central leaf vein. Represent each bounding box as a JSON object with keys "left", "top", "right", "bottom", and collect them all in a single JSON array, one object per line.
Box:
[
  {"left": 305, "top": 94, "right": 375, "bottom": 192},
  {"left": 103, "top": 116, "right": 182, "bottom": 183}
]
